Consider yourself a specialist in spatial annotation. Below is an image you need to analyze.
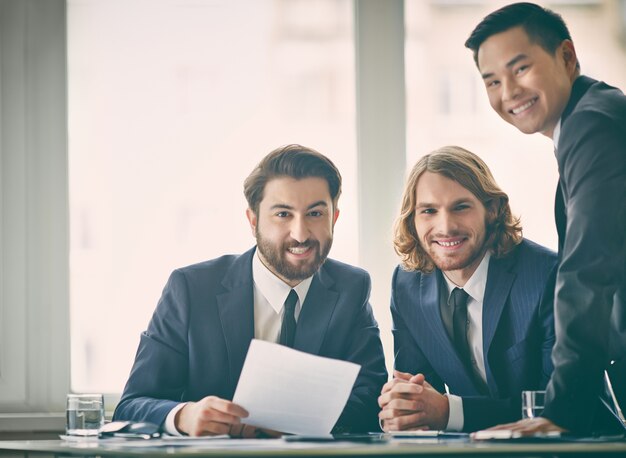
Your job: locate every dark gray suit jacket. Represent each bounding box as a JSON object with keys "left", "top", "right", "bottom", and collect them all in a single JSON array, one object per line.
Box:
[
  {"left": 543, "top": 76, "right": 626, "bottom": 434},
  {"left": 113, "top": 247, "right": 387, "bottom": 432},
  {"left": 391, "top": 239, "right": 557, "bottom": 432}
]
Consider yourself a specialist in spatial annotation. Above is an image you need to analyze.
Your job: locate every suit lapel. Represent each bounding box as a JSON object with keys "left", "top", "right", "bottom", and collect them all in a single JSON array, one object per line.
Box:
[
  {"left": 555, "top": 184, "right": 566, "bottom": 254},
  {"left": 405, "top": 271, "right": 478, "bottom": 394},
  {"left": 217, "top": 248, "right": 255, "bottom": 391},
  {"left": 294, "top": 265, "right": 338, "bottom": 355},
  {"left": 482, "top": 254, "right": 516, "bottom": 395}
]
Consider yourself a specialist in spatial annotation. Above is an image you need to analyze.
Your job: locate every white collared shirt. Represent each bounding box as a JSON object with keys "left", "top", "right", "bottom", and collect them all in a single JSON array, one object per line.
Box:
[
  {"left": 441, "top": 252, "right": 491, "bottom": 431},
  {"left": 553, "top": 118, "right": 562, "bottom": 153},
  {"left": 252, "top": 250, "right": 313, "bottom": 342},
  {"left": 164, "top": 249, "right": 314, "bottom": 435}
]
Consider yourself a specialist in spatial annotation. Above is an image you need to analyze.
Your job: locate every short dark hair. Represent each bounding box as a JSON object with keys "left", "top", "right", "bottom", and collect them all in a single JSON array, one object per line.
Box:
[
  {"left": 243, "top": 144, "right": 342, "bottom": 215},
  {"left": 465, "top": 2, "right": 574, "bottom": 66}
]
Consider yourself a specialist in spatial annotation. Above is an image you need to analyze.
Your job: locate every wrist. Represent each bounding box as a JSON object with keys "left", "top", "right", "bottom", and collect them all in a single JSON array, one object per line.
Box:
[
  {"left": 442, "top": 394, "right": 451, "bottom": 427},
  {"left": 175, "top": 401, "right": 194, "bottom": 435}
]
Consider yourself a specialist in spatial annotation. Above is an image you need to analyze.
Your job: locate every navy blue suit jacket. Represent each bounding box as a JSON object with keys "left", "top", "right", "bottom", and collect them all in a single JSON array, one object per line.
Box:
[
  {"left": 391, "top": 239, "right": 557, "bottom": 432},
  {"left": 113, "top": 247, "right": 387, "bottom": 432}
]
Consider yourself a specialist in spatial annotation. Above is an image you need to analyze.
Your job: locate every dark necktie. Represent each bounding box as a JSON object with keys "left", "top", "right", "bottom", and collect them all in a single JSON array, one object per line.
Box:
[
  {"left": 279, "top": 289, "right": 298, "bottom": 348},
  {"left": 450, "top": 288, "right": 471, "bottom": 367},
  {"left": 450, "top": 287, "right": 489, "bottom": 394}
]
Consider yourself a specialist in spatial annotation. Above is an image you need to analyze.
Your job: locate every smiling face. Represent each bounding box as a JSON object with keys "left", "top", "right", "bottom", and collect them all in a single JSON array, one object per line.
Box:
[
  {"left": 477, "top": 26, "right": 578, "bottom": 138},
  {"left": 413, "top": 172, "right": 489, "bottom": 284},
  {"left": 246, "top": 176, "right": 339, "bottom": 287}
]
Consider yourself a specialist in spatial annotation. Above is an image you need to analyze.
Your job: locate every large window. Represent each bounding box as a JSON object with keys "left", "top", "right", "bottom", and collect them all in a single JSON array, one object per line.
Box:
[
  {"left": 68, "top": 0, "right": 357, "bottom": 393},
  {"left": 3, "top": 0, "right": 625, "bottom": 420}
]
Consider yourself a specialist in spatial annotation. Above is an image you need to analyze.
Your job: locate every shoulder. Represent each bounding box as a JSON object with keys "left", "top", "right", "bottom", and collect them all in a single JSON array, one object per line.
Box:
[
  {"left": 507, "top": 239, "right": 557, "bottom": 276},
  {"left": 566, "top": 76, "right": 626, "bottom": 119},
  {"left": 561, "top": 77, "right": 626, "bottom": 147},
  {"left": 321, "top": 258, "right": 370, "bottom": 282},
  {"left": 391, "top": 263, "right": 431, "bottom": 291},
  {"left": 578, "top": 78, "right": 626, "bottom": 114},
  {"left": 515, "top": 239, "right": 557, "bottom": 262},
  {"left": 171, "top": 248, "right": 254, "bottom": 287}
]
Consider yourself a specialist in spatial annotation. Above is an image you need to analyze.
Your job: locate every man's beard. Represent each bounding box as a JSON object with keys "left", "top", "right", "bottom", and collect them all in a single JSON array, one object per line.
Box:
[
  {"left": 425, "top": 230, "right": 488, "bottom": 273},
  {"left": 428, "top": 243, "right": 486, "bottom": 273},
  {"left": 256, "top": 231, "right": 332, "bottom": 282}
]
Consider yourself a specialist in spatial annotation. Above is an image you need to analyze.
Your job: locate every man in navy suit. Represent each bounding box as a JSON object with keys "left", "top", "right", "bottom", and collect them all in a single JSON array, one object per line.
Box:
[
  {"left": 378, "top": 146, "right": 557, "bottom": 432},
  {"left": 465, "top": 2, "right": 625, "bottom": 435},
  {"left": 113, "top": 144, "right": 387, "bottom": 436}
]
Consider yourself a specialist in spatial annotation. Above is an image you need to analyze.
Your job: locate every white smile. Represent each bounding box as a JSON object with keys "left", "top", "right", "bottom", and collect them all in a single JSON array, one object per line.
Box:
[
  {"left": 288, "top": 246, "right": 310, "bottom": 255},
  {"left": 510, "top": 98, "right": 537, "bottom": 115},
  {"left": 437, "top": 240, "right": 463, "bottom": 247}
]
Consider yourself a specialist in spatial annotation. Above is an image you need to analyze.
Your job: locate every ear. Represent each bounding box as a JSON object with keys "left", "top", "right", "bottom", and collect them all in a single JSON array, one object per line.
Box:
[
  {"left": 332, "top": 208, "right": 340, "bottom": 226},
  {"left": 245, "top": 208, "right": 258, "bottom": 237},
  {"left": 560, "top": 39, "right": 578, "bottom": 76}
]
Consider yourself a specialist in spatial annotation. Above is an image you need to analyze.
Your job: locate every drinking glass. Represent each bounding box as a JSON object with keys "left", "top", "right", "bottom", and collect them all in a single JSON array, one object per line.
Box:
[
  {"left": 521, "top": 390, "right": 545, "bottom": 419},
  {"left": 66, "top": 393, "right": 105, "bottom": 436}
]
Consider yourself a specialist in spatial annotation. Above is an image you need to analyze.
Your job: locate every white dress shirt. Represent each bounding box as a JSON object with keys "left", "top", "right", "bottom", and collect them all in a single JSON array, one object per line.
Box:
[
  {"left": 553, "top": 118, "right": 562, "bottom": 150},
  {"left": 164, "top": 250, "right": 314, "bottom": 435},
  {"left": 441, "top": 252, "right": 491, "bottom": 431},
  {"left": 251, "top": 251, "right": 313, "bottom": 342}
]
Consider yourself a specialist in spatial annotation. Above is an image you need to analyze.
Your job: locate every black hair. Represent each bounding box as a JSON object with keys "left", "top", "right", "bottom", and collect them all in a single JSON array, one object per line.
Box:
[{"left": 465, "top": 2, "right": 573, "bottom": 66}]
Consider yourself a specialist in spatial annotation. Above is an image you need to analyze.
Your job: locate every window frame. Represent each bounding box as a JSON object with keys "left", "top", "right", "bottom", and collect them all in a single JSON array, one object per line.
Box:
[{"left": 0, "top": 0, "right": 70, "bottom": 431}]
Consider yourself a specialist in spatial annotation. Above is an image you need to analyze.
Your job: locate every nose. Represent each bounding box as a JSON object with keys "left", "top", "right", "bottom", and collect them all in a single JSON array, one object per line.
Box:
[
  {"left": 290, "top": 215, "right": 311, "bottom": 243},
  {"left": 502, "top": 76, "right": 522, "bottom": 102},
  {"left": 436, "top": 210, "right": 459, "bottom": 236}
]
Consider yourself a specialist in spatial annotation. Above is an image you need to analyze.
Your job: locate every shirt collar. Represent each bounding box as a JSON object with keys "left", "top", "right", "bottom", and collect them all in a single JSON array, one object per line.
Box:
[
  {"left": 552, "top": 118, "right": 562, "bottom": 154},
  {"left": 252, "top": 248, "right": 314, "bottom": 314},
  {"left": 442, "top": 251, "right": 491, "bottom": 303}
]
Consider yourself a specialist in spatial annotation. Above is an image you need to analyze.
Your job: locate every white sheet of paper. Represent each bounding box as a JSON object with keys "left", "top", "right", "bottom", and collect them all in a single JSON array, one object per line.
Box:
[{"left": 232, "top": 339, "right": 361, "bottom": 435}]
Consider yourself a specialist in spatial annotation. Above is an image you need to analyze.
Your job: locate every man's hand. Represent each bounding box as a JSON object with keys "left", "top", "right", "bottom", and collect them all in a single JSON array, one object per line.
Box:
[
  {"left": 481, "top": 417, "right": 566, "bottom": 436},
  {"left": 378, "top": 370, "right": 450, "bottom": 431},
  {"left": 175, "top": 396, "right": 249, "bottom": 436}
]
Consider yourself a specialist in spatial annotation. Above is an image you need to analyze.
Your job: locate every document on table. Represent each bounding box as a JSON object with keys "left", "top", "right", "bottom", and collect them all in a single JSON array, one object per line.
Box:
[{"left": 232, "top": 339, "right": 361, "bottom": 436}]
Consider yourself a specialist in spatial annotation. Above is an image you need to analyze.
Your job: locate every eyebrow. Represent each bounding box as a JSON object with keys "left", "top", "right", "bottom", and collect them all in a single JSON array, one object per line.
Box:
[
  {"left": 269, "top": 201, "right": 329, "bottom": 211},
  {"left": 481, "top": 53, "right": 529, "bottom": 80},
  {"left": 416, "top": 198, "right": 472, "bottom": 209}
]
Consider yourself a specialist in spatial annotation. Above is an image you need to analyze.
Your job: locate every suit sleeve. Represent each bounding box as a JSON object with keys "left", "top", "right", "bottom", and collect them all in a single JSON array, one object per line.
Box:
[
  {"left": 543, "top": 111, "right": 626, "bottom": 433},
  {"left": 539, "top": 264, "right": 558, "bottom": 388},
  {"left": 113, "top": 269, "right": 191, "bottom": 426},
  {"left": 333, "top": 273, "right": 388, "bottom": 433},
  {"left": 390, "top": 267, "right": 445, "bottom": 392}
]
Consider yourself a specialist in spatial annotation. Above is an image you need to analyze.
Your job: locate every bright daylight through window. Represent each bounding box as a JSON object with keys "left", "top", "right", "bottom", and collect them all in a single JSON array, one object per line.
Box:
[{"left": 68, "top": 0, "right": 357, "bottom": 393}]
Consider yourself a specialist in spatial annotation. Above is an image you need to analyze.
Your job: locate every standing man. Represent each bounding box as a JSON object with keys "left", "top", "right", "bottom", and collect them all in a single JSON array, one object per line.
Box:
[
  {"left": 113, "top": 144, "right": 387, "bottom": 436},
  {"left": 465, "top": 2, "right": 626, "bottom": 435},
  {"left": 379, "top": 146, "right": 557, "bottom": 432}
]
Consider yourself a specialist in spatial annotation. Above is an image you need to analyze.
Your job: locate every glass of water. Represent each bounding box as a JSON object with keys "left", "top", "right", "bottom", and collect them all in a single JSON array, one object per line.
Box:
[
  {"left": 66, "top": 393, "right": 105, "bottom": 436},
  {"left": 521, "top": 390, "right": 546, "bottom": 419}
]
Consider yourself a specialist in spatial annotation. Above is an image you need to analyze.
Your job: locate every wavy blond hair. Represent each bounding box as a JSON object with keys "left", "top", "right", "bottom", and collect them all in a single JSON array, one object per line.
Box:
[{"left": 394, "top": 146, "right": 522, "bottom": 272}]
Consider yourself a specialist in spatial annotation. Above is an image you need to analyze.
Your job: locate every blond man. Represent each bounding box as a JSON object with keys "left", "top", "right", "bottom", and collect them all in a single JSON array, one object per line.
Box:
[{"left": 379, "top": 146, "right": 557, "bottom": 432}]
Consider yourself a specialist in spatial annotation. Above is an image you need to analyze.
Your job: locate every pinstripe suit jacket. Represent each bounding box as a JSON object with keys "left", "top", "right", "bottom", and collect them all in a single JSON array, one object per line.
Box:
[{"left": 391, "top": 239, "right": 557, "bottom": 432}]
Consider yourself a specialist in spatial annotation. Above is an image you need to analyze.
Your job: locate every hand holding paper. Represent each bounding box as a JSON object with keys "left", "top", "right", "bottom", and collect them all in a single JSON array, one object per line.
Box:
[{"left": 233, "top": 340, "right": 361, "bottom": 435}]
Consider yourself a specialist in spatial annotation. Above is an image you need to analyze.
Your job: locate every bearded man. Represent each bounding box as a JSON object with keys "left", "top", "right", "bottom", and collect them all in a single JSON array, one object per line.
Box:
[
  {"left": 378, "top": 146, "right": 557, "bottom": 433},
  {"left": 114, "top": 144, "right": 386, "bottom": 436}
]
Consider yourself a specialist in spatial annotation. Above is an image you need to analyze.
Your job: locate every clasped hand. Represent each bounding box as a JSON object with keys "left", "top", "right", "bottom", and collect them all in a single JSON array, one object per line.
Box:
[{"left": 378, "top": 370, "right": 450, "bottom": 432}]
